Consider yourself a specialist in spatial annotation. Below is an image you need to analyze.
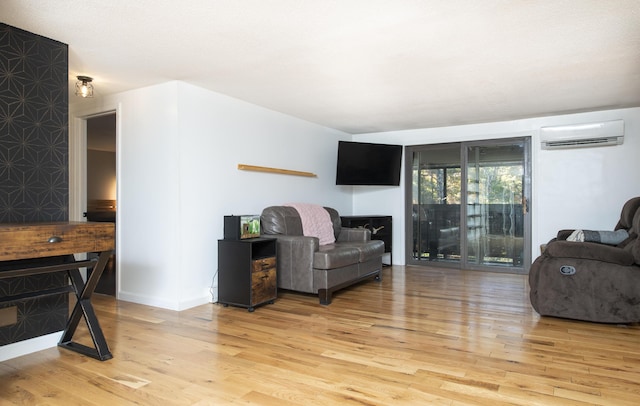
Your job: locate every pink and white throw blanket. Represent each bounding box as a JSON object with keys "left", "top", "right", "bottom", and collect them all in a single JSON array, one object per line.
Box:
[{"left": 284, "top": 203, "right": 336, "bottom": 245}]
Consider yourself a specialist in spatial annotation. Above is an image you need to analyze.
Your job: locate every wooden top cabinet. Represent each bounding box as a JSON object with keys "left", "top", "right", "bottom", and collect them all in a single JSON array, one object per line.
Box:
[
  {"left": 218, "top": 238, "right": 277, "bottom": 312},
  {"left": 0, "top": 221, "right": 116, "bottom": 361},
  {"left": 0, "top": 221, "right": 114, "bottom": 261}
]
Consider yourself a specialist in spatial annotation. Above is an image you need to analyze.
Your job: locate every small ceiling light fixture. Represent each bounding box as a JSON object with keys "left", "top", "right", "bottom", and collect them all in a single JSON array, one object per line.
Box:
[{"left": 75, "top": 75, "right": 94, "bottom": 98}]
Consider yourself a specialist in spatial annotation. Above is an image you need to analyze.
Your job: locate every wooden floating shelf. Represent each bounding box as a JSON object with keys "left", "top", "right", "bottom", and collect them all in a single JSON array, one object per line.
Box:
[{"left": 237, "top": 164, "right": 317, "bottom": 178}]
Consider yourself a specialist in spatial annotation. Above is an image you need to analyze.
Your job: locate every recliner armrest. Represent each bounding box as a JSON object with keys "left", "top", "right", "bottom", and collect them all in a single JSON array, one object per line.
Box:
[{"left": 545, "top": 240, "right": 634, "bottom": 266}]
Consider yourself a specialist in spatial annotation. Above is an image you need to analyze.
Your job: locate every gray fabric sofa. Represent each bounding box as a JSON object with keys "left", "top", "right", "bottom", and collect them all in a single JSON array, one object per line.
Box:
[
  {"left": 529, "top": 196, "right": 640, "bottom": 323},
  {"left": 261, "top": 206, "right": 384, "bottom": 304}
]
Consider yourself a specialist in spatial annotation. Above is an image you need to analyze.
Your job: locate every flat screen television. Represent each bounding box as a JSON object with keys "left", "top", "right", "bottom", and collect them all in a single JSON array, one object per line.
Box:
[{"left": 336, "top": 141, "right": 403, "bottom": 186}]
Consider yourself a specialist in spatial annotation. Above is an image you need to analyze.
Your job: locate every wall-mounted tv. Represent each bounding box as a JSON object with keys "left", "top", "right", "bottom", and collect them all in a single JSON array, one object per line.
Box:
[{"left": 336, "top": 141, "right": 403, "bottom": 186}]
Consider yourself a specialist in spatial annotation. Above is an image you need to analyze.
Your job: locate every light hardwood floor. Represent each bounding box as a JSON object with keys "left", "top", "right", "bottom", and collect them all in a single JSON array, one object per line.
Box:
[{"left": 1, "top": 265, "right": 640, "bottom": 405}]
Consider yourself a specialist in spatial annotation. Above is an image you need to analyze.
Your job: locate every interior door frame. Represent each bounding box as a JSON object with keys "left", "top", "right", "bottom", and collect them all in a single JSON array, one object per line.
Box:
[
  {"left": 69, "top": 103, "right": 120, "bottom": 295},
  {"left": 404, "top": 137, "right": 532, "bottom": 274}
]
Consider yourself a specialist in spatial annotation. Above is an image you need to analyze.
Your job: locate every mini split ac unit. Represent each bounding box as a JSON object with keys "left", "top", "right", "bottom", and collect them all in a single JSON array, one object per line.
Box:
[{"left": 540, "top": 120, "right": 624, "bottom": 150}]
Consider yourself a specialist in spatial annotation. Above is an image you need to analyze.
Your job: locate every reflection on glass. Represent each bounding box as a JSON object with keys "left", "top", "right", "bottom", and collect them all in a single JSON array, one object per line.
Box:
[
  {"left": 410, "top": 139, "right": 528, "bottom": 271},
  {"left": 412, "top": 146, "right": 461, "bottom": 263},
  {"left": 466, "top": 144, "right": 525, "bottom": 267}
]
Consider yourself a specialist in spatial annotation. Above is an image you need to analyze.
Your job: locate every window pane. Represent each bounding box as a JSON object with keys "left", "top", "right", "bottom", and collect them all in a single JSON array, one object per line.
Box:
[
  {"left": 466, "top": 143, "right": 525, "bottom": 267},
  {"left": 411, "top": 147, "right": 461, "bottom": 262}
]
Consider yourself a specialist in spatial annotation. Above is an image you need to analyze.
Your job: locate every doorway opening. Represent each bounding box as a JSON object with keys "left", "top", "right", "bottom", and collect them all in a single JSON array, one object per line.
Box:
[
  {"left": 405, "top": 137, "right": 532, "bottom": 274},
  {"left": 86, "top": 113, "right": 117, "bottom": 295}
]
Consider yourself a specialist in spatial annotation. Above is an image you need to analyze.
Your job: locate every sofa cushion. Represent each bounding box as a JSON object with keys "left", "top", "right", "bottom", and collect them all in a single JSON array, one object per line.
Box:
[
  {"left": 338, "top": 240, "right": 385, "bottom": 263},
  {"left": 284, "top": 203, "right": 335, "bottom": 245},
  {"left": 627, "top": 240, "right": 640, "bottom": 265},
  {"left": 623, "top": 210, "right": 640, "bottom": 265},
  {"left": 616, "top": 196, "right": 640, "bottom": 230},
  {"left": 324, "top": 207, "right": 342, "bottom": 241},
  {"left": 261, "top": 206, "right": 304, "bottom": 236},
  {"left": 314, "top": 245, "right": 361, "bottom": 270}
]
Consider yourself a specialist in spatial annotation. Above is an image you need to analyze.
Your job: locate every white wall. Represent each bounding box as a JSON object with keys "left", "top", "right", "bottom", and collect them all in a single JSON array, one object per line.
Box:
[
  {"left": 354, "top": 107, "right": 640, "bottom": 265},
  {"left": 8, "top": 85, "right": 625, "bottom": 362},
  {"left": 172, "top": 82, "right": 352, "bottom": 308},
  {"left": 71, "top": 81, "right": 352, "bottom": 311},
  {"left": 70, "top": 86, "right": 640, "bottom": 305}
]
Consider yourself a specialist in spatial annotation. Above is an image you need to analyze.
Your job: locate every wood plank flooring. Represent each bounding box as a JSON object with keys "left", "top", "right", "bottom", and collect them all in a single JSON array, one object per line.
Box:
[{"left": 2, "top": 265, "right": 640, "bottom": 405}]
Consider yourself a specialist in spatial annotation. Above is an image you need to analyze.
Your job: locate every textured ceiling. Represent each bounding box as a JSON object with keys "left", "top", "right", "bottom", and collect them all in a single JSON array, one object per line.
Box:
[{"left": 2, "top": 0, "right": 640, "bottom": 134}]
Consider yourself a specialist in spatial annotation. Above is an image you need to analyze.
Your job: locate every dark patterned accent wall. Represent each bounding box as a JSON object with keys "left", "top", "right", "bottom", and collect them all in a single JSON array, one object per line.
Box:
[
  {"left": 0, "top": 23, "right": 69, "bottom": 346},
  {"left": 0, "top": 23, "right": 69, "bottom": 222}
]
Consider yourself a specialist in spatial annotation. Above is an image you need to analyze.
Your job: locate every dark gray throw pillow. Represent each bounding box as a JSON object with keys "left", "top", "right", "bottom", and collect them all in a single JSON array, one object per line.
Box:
[{"left": 567, "top": 229, "right": 629, "bottom": 245}]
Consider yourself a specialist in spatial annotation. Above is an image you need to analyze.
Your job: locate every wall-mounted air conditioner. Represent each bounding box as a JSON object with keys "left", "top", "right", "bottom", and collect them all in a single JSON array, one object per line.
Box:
[{"left": 540, "top": 120, "right": 624, "bottom": 150}]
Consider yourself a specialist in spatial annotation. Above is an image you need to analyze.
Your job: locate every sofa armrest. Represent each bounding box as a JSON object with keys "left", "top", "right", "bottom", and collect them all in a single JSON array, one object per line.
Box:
[
  {"left": 337, "top": 227, "right": 371, "bottom": 242},
  {"left": 545, "top": 240, "right": 634, "bottom": 266},
  {"left": 268, "top": 235, "right": 318, "bottom": 293}
]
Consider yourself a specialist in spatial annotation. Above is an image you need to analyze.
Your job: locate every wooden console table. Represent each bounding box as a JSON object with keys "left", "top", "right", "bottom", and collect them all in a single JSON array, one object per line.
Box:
[{"left": 0, "top": 222, "right": 115, "bottom": 361}]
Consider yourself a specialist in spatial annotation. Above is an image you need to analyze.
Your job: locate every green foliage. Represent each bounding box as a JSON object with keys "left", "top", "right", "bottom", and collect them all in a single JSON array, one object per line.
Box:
[{"left": 413, "top": 165, "right": 522, "bottom": 205}]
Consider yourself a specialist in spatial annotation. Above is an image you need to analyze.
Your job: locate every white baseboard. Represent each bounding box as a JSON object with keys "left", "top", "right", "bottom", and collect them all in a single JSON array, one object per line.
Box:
[
  {"left": 117, "top": 291, "right": 211, "bottom": 311},
  {"left": 0, "top": 331, "right": 63, "bottom": 362}
]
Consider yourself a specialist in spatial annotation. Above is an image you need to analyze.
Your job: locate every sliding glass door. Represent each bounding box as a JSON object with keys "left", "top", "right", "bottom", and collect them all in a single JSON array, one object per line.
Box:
[
  {"left": 465, "top": 141, "right": 529, "bottom": 270},
  {"left": 409, "top": 144, "right": 462, "bottom": 264},
  {"left": 406, "top": 138, "right": 531, "bottom": 273}
]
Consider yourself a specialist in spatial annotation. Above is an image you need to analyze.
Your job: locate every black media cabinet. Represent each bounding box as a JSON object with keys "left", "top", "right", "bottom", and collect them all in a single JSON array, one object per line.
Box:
[{"left": 340, "top": 215, "right": 392, "bottom": 266}]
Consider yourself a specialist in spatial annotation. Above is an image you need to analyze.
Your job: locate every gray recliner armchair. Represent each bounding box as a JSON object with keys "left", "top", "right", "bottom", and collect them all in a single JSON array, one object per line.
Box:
[
  {"left": 261, "top": 206, "right": 384, "bottom": 304},
  {"left": 529, "top": 196, "right": 640, "bottom": 323}
]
